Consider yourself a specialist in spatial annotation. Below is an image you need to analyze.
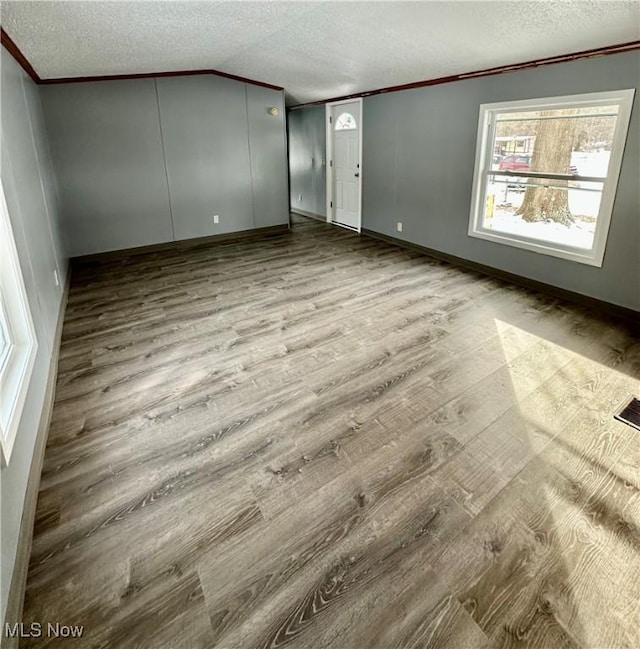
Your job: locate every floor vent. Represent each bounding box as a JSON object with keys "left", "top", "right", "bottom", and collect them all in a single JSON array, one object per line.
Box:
[{"left": 615, "top": 397, "right": 640, "bottom": 432}]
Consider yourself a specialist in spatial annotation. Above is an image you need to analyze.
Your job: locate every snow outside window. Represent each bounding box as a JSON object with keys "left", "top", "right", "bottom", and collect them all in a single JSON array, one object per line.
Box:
[{"left": 468, "top": 89, "right": 635, "bottom": 266}]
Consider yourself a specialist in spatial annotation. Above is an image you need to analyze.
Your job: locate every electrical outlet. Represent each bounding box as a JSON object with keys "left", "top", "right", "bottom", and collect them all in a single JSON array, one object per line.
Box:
[
  {"left": 397, "top": 222, "right": 403, "bottom": 232},
  {"left": 53, "top": 269, "right": 60, "bottom": 287},
  {"left": 298, "top": 194, "right": 303, "bottom": 202},
  {"left": 213, "top": 214, "right": 219, "bottom": 224}
]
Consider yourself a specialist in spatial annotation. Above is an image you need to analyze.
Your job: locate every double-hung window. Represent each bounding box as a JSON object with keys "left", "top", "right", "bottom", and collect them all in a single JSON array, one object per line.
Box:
[{"left": 468, "top": 89, "right": 635, "bottom": 266}]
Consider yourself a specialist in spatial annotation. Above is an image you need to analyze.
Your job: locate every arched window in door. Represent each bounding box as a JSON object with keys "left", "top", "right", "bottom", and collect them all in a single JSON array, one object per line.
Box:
[{"left": 335, "top": 113, "right": 357, "bottom": 130}]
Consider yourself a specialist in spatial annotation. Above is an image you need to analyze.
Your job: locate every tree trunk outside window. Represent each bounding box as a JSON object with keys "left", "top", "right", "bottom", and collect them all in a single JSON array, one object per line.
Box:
[{"left": 516, "top": 109, "right": 579, "bottom": 226}]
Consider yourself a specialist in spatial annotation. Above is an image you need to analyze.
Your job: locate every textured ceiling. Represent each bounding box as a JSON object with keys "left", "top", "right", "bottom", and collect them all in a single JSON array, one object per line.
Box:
[{"left": 2, "top": 1, "right": 639, "bottom": 105}]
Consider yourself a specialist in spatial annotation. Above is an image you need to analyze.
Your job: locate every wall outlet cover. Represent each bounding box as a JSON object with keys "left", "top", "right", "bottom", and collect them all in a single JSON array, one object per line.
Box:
[{"left": 397, "top": 222, "right": 403, "bottom": 232}]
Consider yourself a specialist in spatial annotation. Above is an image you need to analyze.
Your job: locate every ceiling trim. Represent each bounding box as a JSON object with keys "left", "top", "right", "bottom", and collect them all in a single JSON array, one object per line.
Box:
[
  {"left": 1, "top": 28, "right": 41, "bottom": 83},
  {"left": 0, "top": 28, "right": 283, "bottom": 91},
  {"left": 288, "top": 39, "right": 640, "bottom": 109},
  {"left": 2, "top": 25, "right": 637, "bottom": 103},
  {"left": 38, "top": 69, "right": 283, "bottom": 91}
]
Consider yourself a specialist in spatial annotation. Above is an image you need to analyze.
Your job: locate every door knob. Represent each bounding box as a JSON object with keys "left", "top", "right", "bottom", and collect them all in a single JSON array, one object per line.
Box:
[{"left": 354, "top": 172, "right": 360, "bottom": 177}]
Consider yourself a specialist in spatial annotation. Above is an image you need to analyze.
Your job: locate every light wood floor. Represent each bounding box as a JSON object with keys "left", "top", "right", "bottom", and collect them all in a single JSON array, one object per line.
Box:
[{"left": 21, "top": 214, "right": 640, "bottom": 648}]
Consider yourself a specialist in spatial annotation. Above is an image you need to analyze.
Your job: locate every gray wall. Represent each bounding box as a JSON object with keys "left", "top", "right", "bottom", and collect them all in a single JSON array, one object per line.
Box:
[
  {"left": 157, "top": 75, "right": 254, "bottom": 239},
  {"left": 1, "top": 48, "right": 67, "bottom": 623},
  {"left": 288, "top": 105, "right": 326, "bottom": 217},
  {"left": 41, "top": 76, "right": 288, "bottom": 256},
  {"left": 41, "top": 79, "right": 174, "bottom": 256},
  {"left": 362, "top": 51, "right": 640, "bottom": 311},
  {"left": 289, "top": 51, "right": 639, "bottom": 310},
  {"left": 247, "top": 85, "right": 290, "bottom": 228}
]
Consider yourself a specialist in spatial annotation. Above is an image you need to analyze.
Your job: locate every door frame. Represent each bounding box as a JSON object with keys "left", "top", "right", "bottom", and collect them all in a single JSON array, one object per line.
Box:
[{"left": 325, "top": 98, "right": 363, "bottom": 233}]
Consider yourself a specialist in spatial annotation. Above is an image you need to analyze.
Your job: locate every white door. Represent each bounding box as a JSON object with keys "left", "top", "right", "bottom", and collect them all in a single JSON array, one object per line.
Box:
[{"left": 327, "top": 100, "right": 362, "bottom": 231}]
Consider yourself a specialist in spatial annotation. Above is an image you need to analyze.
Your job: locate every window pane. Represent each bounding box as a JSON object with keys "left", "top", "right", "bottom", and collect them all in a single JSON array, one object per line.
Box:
[
  {"left": 494, "top": 105, "right": 619, "bottom": 178},
  {"left": 0, "top": 298, "right": 11, "bottom": 373},
  {"left": 335, "top": 113, "right": 356, "bottom": 130},
  {"left": 483, "top": 176, "right": 603, "bottom": 249},
  {"left": 0, "top": 325, "right": 7, "bottom": 368}
]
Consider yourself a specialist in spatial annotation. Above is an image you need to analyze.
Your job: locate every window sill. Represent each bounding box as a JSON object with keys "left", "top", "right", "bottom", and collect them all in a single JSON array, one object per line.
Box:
[{"left": 468, "top": 227, "right": 604, "bottom": 267}]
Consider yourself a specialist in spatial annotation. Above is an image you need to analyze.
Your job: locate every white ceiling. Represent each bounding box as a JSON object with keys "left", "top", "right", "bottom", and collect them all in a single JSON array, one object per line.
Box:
[{"left": 2, "top": 1, "right": 639, "bottom": 105}]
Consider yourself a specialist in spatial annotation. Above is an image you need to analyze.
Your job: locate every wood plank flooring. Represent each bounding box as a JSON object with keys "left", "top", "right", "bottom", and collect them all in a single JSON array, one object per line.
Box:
[{"left": 19, "top": 214, "right": 640, "bottom": 648}]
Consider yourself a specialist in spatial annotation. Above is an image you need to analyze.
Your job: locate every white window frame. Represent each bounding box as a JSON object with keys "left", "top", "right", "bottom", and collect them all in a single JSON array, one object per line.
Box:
[
  {"left": 468, "top": 89, "right": 635, "bottom": 267},
  {"left": 0, "top": 180, "right": 38, "bottom": 463}
]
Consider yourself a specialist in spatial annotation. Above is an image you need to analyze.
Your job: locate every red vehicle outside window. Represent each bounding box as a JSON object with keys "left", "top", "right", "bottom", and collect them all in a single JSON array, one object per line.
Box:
[
  {"left": 498, "top": 154, "right": 531, "bottom": 171},
  {"left": 497, "top": 154, "right": 578, "bottom": 175}
]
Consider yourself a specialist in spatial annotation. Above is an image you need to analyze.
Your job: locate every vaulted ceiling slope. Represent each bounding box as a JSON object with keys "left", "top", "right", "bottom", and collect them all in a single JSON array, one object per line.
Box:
[{"left": 2, "top": 0, "right": 639, "bottom": 105}]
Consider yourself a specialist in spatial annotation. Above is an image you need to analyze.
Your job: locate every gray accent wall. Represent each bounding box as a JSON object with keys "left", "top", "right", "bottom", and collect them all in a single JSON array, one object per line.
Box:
[
  {"left": 1, "top": 49, "right": 67, "bottom": 623},
  {"left": 40, "top": 76, "right": 289, "bottom": 256},
  {"left": 41, "top": 79, "right": 174, "bottom": 256},
  {"left": 157, "top": 75, "right": 254, "bottom": 239},
  {"left": 246, "top": 85, "right": 289, "bottom": 228},
  {"left": 362, "top": 51, "right": 640, "bottom": 311},
  {"left": 288, "top": 105, "right": 326, "bottom": 217},
  {"left": 290, "top": 52, "right": 639, "bottom": 310}
]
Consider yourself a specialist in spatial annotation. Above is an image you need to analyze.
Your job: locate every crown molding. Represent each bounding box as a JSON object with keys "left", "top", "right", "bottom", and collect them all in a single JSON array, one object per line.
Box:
[
  {"left": 2, "top": 26, "right": 637, "bottom": 104},
  {"left": 1, "top": 28, "right": 41, "bottom": 83},
  {"left": 39, "top": 69, "right": 283, "bottom": 90},
  {"left": 288, "top": 40, "right": 640, "bottom": 109},
  {"left": 0, "top": 28, "right": 282, "bottom": 91}
]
